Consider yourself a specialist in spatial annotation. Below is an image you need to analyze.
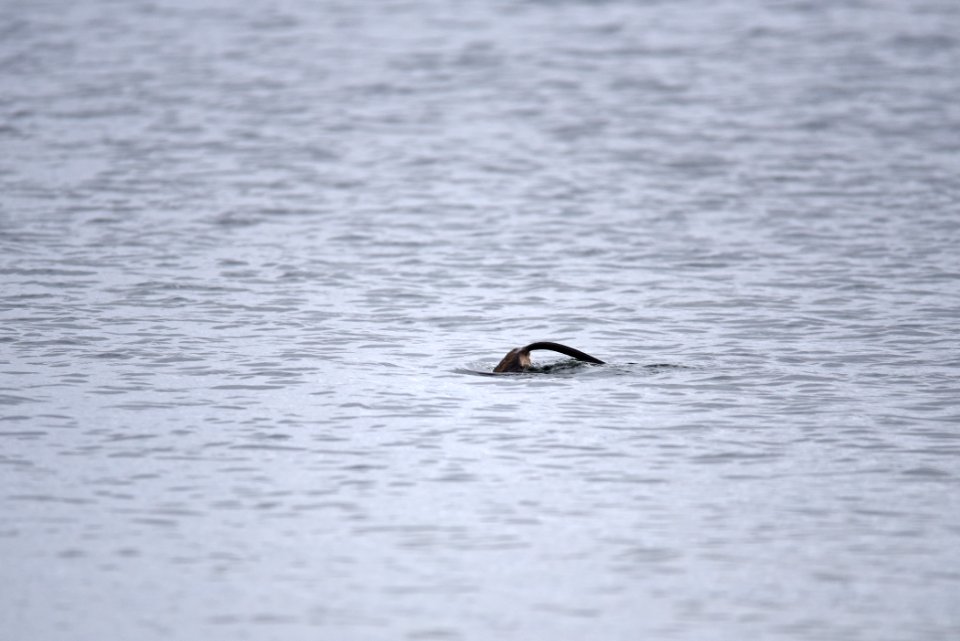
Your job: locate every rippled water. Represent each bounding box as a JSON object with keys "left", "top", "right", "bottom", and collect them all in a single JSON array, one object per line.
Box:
[{"left": 2, "top": 0, "right": 959, "bottom": 639}]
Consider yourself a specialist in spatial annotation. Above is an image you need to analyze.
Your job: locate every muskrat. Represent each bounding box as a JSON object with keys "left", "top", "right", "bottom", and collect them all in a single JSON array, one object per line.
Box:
[{"left": 493, "top": 342, "right": 605, "bottom": 373}]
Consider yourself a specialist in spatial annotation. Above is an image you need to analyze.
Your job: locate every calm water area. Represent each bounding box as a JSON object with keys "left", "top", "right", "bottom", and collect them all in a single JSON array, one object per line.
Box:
[{"left": 2, "top": 0, "right": 959, "bottom": 639}]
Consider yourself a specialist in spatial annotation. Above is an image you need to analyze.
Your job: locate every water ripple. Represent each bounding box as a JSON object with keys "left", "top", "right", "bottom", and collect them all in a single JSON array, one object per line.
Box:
[{"left": 2, "top": 1, "right": 959, "bottom": 640}]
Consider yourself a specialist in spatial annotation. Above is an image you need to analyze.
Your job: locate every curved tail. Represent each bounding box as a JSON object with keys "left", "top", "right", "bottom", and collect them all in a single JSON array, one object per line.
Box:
[
  {"left": 493, "top": 341, "right": 604, "bottom": 372},
  {"left": 523, "top": 342, "right": 605, "bottom": 365}
]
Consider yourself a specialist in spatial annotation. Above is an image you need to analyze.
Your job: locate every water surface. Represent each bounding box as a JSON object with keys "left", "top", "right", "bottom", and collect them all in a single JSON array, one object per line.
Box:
[{"left": 2, "top": 0, "right": 959, "bottom": 639}]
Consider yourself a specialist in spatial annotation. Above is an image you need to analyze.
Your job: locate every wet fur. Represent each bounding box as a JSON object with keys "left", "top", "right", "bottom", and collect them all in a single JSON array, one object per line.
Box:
[{"left": 493, "top": 342, "right": 605, "bottom": 373}]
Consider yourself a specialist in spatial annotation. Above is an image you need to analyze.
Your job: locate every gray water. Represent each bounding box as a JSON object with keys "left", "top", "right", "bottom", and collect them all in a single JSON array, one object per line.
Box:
[{"left": 2, "top": 0, "right": 959, "bottom": 639}]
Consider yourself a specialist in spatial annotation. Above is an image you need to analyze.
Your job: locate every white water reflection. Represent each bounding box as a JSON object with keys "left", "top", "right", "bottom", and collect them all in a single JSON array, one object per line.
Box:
[{"left": 2, "top": 0, "right": 959, "bottom": 640}]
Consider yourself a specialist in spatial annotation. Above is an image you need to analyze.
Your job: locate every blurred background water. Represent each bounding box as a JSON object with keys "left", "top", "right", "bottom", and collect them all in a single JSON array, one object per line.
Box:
[{"left": 1, "top": 0, "right": 959, "bottom": 639}]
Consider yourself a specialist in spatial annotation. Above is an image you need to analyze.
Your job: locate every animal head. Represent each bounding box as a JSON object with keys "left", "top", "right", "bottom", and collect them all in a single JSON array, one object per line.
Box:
[{"left": 493, "top": 347, "right": 531, "bottom": 373}]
